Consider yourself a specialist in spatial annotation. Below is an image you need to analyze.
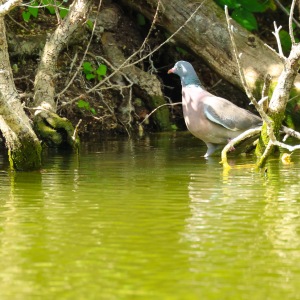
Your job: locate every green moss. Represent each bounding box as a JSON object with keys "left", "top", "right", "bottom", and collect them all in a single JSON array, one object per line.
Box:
[
  {"left": 255, "top": 122, "right": 269, "bottom": 158},
  {"left": 9, "top": 137, "right": 42, "bottom": 171},
  {"left": 34, "top": 112, "right": 79, "bottom": 149},
  {"left": 255, "top": 111, "right": 285, "bottom": 162},
  {"left": 35, "top": 118, "right": 62, "bottom": 145},
  {"left": 285, "top": 87, "right": 300, "bottom": 130},
  {"left": 148, "top": 95, "right": 171, "bottom": 131}
]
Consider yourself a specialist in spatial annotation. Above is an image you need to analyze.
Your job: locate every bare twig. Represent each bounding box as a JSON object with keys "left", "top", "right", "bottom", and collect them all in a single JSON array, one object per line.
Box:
[
  {"left": 139, "top": 102, "right": 181, "bottom": 125},
  {"left": 72, "top": 119, "right": 82, "bottom": 141},
  {"left": 7, "top": 13, "right": 28, "bottom": 31},
  {"left": 273, "top": 140, "right": 300, "bottom": 152},
  {"left": 282, "top": 125, "right": 300, "bottom": 141},
  {"left": 289, "top": 0, "right": 297, "bottom": 45},
  {"left": 124, "top": 1, "right": 206, "bottom": 69},
  {"left": 225, "top": 7, "right": 266, "bottom": 115},
  {"left": 272, "top": 22, "right": 285, "bottom": 58},
  {"left": 84, "top": 0, "right": 205, "bottom": 97},
  {"left": 225, "top": 5, "right": 300, "bottom": 166},
  {"left": 53, "top": 0, "right": 62, "bottom": 24},
  {"left": 86, "top": 0, "right": 163, "bottom": 94},
  {"left": 63, "top": 0, "right": 206, "bottom": 111},
  {"left": 94, "top": 91, "right": 115, "bottom": 116},
  {"left": 274, "top": 0, "right": 300, "bottom": 29},
  {"left": 56, "top": 0, "right": 103, "bottom": 98},
  {"left": 224, "top": 6, "right": 277, "bottom": 166}
]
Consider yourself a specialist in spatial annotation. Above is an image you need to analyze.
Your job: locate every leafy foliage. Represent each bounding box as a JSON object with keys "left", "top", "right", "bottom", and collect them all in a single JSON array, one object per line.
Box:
[
  {"left": 21, "top": 0, "right": 69, "bottom": 22},
  {"left": 59, "top": 7, "right": 69, "bottom": 19},
  {"left": 214, "top": 0, "right": 300, "bottom": 53},
  {"left": 231, "top": 7, "right": 258, "bottom": 31},
  {"left": 22, "top": 1, "right": 38, "bottom": 22},
  {"left": 43, "top": 0, "right": 69, "bottom": 16},
  {"left": 86, "top": 19, "right": 94, "bottom": 30},
  {"left": 82, "top": 62, "right": 107, "bottom": 81},
  {"left": 82, "top": 62, "right": 95, "bottom": 80},
  {"left": 77, "top": 100, "right": 96, "bottom": 115},
  {"left": 214, "top": 0, "right": 275, "bottom": 31},
  {"left": 279, "top": 30, "right": 292, "bottom": 53}
]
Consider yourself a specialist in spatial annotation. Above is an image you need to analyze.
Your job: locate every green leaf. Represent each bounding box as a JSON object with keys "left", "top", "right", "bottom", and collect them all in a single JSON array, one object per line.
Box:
[
  {"left": 46, "top": 5, "right": 55, "bottom": 14},
  {"left": 238, "top": 0, "right": 269, "bottom": 12},
  {"left": 214, "top": 0, "right": 239, "bottom": 9},
  {"left": 77, "top": 100, "right": 96, "bottom": 114},
  {"left": 86, "top": 19, "right": 94, "bottom": 30},
  {"left": 28, "top": 2, "right": 39, "bottom": 18},
  {"left": 41, "top": 0, "right": 56, "bottom": 14},
  {"left": 82, "top": 62, "right": 94, "bottom": 73},
  {"left": 59, "top": 7, "right": 68, "bottom": 19},
  {"left": 96, "top": 64, "right": 107, "bottom": 76},
  {"left": 77, "top": 99, "right": 90, "bottom": 109},
  {"left": 137, "top": 13, "right": 146, "bottom": 26},
  {"left": 86, "top": 73, "right": 95, "bottom": 80},
  {"left": 22, "top": 11, "right": 31, "bottom": 22},
  {"left": 171, "top": 124, "right": 178, "bottom": 131},
  {"left": 279, "top": 30, "right": 292, "bottom": 53},
  {"left": 232, "top": 8, "right": 258, "bottom": 31}
]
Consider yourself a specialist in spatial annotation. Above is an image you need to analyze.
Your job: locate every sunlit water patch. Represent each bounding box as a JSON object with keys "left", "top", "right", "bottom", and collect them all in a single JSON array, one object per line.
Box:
[{"left": 0, "top": 133, "right": 300, "bottom": 299}]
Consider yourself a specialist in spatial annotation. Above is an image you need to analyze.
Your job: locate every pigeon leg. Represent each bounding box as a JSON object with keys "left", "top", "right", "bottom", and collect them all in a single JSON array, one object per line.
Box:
[{"left": 204, "top": 143, "right": 220, "bottom": 157}]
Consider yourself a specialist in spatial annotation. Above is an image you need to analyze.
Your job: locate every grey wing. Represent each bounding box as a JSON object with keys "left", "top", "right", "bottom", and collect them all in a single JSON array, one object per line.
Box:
[{"left": 204, "top": 102, "right": 241, "bottom": 131}]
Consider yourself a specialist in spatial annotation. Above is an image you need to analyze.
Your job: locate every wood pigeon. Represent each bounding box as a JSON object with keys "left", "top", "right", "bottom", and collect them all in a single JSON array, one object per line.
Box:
[{"left": 168, "top": 61, "right": 262, "bottom": 157}]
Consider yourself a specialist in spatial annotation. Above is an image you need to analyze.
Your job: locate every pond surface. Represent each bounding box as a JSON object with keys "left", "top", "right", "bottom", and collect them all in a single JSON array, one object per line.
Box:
[{"left": 0, "top": 133, "right": 300, "bottom": 300}]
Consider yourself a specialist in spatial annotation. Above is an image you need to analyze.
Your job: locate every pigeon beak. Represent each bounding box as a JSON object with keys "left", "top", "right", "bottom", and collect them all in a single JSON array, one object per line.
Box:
[{"left": 167, "top": 67, "right": 175, "bottom": 74}]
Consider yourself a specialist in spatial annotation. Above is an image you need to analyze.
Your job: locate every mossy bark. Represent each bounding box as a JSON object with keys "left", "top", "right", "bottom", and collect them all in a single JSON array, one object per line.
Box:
[
  {"left": 9, "top": 138, "right": 42, "bottom": 171},
  {"left": 34, "top": 111, "right": 79, "bottom": 149},
  {"left": 33, "top": 0, "right": 92, "bottom": 149},
  {"left": 255, "top": 42, "right": 300, "bottom": 165},
  {"left": 255, "top": 112, "right": 284, "bottom": 159},
  {"left": 0, "top": 8, "right": 42, "bottom": 171},
  {"left": 148, "top": 96, "right": 171, "bottom": 131}
]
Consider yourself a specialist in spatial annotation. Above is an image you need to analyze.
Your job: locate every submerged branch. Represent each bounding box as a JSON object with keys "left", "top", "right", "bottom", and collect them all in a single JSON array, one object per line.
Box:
[{"left": 220, "top": 127, "right": 262, "bottom": 168}]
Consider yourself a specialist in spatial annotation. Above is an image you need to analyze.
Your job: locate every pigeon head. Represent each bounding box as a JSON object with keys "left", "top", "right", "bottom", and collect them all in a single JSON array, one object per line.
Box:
[{"left": 168, "top": 61, "right": 201, "bottom": 87}]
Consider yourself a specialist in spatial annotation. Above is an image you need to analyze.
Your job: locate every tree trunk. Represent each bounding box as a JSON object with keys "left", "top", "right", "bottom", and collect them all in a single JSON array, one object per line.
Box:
[
  {"left": 119, "top": 0, "right": 300, "bottom": 96},
  {"left": 0, "top": 0, "right": 41, "bottom": 170},
  {"left": 256, "top": 44, "right": 300, "bottom": 162},
  {"left": 33, "top": 0, "right": 93, "bottom": 148}
]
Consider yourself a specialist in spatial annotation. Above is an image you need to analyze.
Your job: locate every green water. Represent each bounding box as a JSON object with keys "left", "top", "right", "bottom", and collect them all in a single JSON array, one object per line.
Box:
[{"left": 0, "top": 133, "right": 300, "bottom": 300}]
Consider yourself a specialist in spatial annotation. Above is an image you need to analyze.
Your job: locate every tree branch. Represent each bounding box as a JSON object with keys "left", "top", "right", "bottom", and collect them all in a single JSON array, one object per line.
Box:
[
  {"left": 221, "top": 127, "right": 262, "bottom": 169},
  {"left": 272, "top": 21, "right": 285, "bottom": 58},
  {"left": 274, "top": 0, "right": 300, "bottom": 29},
  {"left": 0, "top": 0, "right": 21, "bottom": 16},
  {"left": 289, "top": 0, "right": 297, "bottom": 45},
  {"left": 224, "top": 5, "right": 300, "bottom": 168}
]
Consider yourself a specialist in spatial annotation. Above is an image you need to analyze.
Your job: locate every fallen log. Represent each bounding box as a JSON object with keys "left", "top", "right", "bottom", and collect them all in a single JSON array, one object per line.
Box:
[{"left": 119, "top": 0, "right": 300, "bottom": 96}]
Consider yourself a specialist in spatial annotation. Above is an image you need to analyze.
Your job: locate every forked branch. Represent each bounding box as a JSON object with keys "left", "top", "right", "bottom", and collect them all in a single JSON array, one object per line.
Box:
[{"left": 222, "top": 3, "right": 300, "bottom": 168}]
